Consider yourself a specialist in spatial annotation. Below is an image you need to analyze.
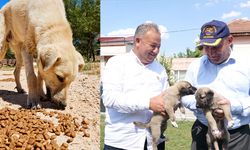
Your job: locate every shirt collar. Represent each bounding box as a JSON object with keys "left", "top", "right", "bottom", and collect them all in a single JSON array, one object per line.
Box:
[
  {"left": 203, "top": 49, "right": 236, "bottom": 65},
  {"left": 130, "top": 49, "right": 154, "bottom": 67}
]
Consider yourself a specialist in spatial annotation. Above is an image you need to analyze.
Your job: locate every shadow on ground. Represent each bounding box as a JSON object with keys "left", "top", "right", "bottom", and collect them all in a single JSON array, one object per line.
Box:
[{"left": 0, "top": 90, "right": 63, "bottom": 109}]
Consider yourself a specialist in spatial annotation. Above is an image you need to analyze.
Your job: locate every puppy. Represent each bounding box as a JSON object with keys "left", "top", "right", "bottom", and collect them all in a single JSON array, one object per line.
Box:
[
  {"left": 195, "top": 87, "right": 234, "bottom": 150},
  {"left": 0, "top": 0, "right": 84, "bottom": 109},
  {"left": 134, "top": 81, "right": 197, "bottom": 150}
]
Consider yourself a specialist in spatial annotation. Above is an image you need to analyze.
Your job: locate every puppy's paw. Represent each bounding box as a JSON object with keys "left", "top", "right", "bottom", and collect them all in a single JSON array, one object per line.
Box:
[
  {"left": 227, "top": 120, "right": 234, "bottom": 128},
  {"left": 171, "top": 121, "right": 178, "bottom": 128},
  {"left": 211, "top": 129, "right": 222, "bottom": 138}
]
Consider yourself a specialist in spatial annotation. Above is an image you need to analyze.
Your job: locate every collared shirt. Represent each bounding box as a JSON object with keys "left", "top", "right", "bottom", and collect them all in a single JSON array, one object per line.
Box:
[
  {"left": 182, "top": 51, "right": 250, "bottom": 129},
  {"left": 102, "top": 50, "right": 169, "bottom": 149}
]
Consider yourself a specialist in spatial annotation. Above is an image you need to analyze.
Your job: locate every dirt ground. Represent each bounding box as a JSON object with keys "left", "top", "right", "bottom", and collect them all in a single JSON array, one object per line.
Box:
[{"left": 0, "top": 67, "right": 100, "bottom": 150}]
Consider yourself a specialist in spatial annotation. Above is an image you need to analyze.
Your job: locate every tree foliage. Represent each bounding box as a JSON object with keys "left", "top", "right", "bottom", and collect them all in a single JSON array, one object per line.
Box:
[
  {"left": 63, "top": 0, "right": 100, "bottom": 62},
  {"left": 157, "top": 56, "right": 175, "bottom": 86},
  {"left": 173, "top": 48, "right": 202, "bottom": 58}
]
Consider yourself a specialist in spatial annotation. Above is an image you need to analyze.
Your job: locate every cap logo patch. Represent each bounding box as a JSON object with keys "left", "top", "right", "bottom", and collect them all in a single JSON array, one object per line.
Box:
[{"left": 203, "top": 26, "right": 217, "bottom": 38}]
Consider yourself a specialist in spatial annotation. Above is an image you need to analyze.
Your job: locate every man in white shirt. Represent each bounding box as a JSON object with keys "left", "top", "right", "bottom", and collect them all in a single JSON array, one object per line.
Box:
[{"left": 102, "top": 23, "right": 169, "bottom": 150}]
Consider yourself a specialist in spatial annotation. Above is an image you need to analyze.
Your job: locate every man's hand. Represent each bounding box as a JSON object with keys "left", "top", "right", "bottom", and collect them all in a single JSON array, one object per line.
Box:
[
  {"left": 212, "top": 98, "right": 231, "bottom": 120},
  {"left": 149, "top": 93, "right": 166, "bottom": 116}
]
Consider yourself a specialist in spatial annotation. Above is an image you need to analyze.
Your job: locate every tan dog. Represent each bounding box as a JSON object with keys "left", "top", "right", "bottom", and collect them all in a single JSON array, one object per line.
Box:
[
  {"left": 134, "top": 81, "right": 197, "bottom": 150},
  {"left": 0, "top": 0, "right": 84, "bottom": 109},
  {"left": 195, "top": 87, "right": 234, "bottom": 150}
]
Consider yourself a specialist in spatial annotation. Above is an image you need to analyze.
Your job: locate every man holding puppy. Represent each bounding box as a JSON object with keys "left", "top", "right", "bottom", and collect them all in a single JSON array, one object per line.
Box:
[
  {"left": 183, "top": 20, "right": 250, "bottom": 149},
  {"left": 102, "top": 23, "right": 168, "bottom": 150}
]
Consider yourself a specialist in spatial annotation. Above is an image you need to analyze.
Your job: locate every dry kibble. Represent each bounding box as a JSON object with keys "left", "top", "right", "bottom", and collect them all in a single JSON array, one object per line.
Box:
[
  {"left": 83, "top": 131, "right": 90, "bottom": 137},
  {"left": 70, "top": 131, "right": 76, "bottom": 138},
  {"left": 0, "top": 107, "right": 89, "bottom": 149},
  {"left": 50, "top": 135, "right": 57, "bottom": 140},
  {"left": 45, "top": 144, "right": 53, "bottom": 150},
  {"left": 25, "top": 144, "right": 33, "bottom": 150},
  {"left": 67, "top": 138, "right": 73, "bottom": 143},
  {"left": 16, "top": 142, "right": 23, "bottom": 147},
  {"left": 82, "top": 124, "right": 88, "bottom": 129},
  {"left": 82, "top": 118, "right": 90, "bottom": 125},
  {"left": 28, "top": 138, "right": 35, "bottom": 145},
  {"left": 43, "top": 133, "right": 50, "bottom": 140},
  {"left": 61, "top": 143, "right": 68, "bottom": 148},
  {"left": 55, "top": 131, "right": 60, "bottom": 136}
]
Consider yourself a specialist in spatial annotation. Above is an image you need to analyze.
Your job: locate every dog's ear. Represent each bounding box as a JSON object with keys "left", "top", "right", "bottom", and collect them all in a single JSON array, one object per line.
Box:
[
  {"left": 39, "top": 46, "right": 61, "bottom": 71},
  {"left": 75, "top": 51, "right": 85, "bottom": 72}
]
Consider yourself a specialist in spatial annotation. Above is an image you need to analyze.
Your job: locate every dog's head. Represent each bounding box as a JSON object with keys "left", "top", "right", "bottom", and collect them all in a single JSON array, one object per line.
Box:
[
  {"left": 175, "top": 81, "right": 197, "bottom": 97},
  {"left": 195, "top": 87, "right": 214, "bottom": 108},
  {"left": 38, "top": 44, "right": 84, "bottom": 108}
]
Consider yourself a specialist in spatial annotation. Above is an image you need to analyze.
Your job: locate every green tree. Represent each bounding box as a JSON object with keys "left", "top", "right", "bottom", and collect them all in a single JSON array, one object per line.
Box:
[
  {"left": 5, "top": 49, "right": 15, "bottom": 59},
  {"left": 173, "top": 48, "right": 202, "bottom": 58},
  {"left": 64, "top": 0, "right": 100, "bottom": 62}
]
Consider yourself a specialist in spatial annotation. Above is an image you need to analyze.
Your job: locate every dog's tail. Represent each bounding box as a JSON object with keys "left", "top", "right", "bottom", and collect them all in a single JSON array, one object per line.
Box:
[{"left": 133, "top": 121, "right": 150, "bottom": 129}]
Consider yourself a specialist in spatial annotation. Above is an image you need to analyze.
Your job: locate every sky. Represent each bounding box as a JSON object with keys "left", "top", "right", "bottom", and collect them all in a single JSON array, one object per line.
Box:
[
  {"left": 101, "top": 0, "right": 250, "bottom": 56},
  {"left": 0, "top": 0, "right": 8, "bottom": 8}
]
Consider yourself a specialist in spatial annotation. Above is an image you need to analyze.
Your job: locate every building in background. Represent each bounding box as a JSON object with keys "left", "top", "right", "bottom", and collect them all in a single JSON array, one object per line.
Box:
[
  {"left": 100, "top": 36, "right": 133, "bottom": 77},
  {"left": 171, "top": 58, "right": 198, "bottom": 81},
  {"left": 228, "top": 19, "right": 250, "bottom": 58}
]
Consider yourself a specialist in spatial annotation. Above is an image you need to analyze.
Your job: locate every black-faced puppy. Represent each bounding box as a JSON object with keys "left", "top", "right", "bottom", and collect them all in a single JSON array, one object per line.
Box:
[
  {"left": 195, "top": 87, "right": 234, "bottom": 150},
  {"left": 133, "top": 81, "right": 197, "bottom": 150}
]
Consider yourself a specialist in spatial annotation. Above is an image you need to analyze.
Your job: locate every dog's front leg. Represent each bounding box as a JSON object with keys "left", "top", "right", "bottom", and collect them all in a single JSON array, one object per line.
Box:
[
  {"left": 166, "top": 107, "right": 178, "bottom": 128},
  {"left": 10, "top": 42, "right": 26, "bottom": 93},
  {"left": 21, "top": 50, "right": 41, "bottom": 108},
  {"left": 206, "top": 133, "right": 213, "bottom": 150},
  {"left": 178, "top": 103, "right": 186, "bottom": 120},
  {"left": 220, "top": 104, "right": 234, "bottom": 128},
  {"left": 205, "top": 110, "right": 221, "bottom": 138},
  {"left": 213, "top": 140, "right": 220, "bottom": 150}
]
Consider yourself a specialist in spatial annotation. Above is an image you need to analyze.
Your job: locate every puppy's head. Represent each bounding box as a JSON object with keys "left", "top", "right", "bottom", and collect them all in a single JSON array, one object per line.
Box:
[
  {"left": 175, "top": 81, "right": 197, "bottom": 97},
  {"left": 195, "top": 87, "right": 214, "bottom": 108},
  {"left": 38, "top": 44, "right": 84, "bottom": 108}
]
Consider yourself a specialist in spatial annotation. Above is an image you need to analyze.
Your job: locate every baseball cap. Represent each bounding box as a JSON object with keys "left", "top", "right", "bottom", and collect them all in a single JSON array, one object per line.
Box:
[{"left": 198, "top": 20, "right": 230, "bottom": 47}]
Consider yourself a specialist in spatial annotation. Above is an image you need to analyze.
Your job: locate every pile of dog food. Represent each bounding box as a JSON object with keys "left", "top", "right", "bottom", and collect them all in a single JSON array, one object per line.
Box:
[{"left": 0, "top": 107, "right": 90, "bottom": 150}]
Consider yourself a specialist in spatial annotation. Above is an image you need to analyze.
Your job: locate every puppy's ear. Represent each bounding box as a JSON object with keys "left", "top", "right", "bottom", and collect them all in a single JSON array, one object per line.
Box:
[
  {"left": 38, "top": 46, "right": 61, "bottom": 71},
  {"left": 75, "top": 51, "right": 85, "bottom": 72}
]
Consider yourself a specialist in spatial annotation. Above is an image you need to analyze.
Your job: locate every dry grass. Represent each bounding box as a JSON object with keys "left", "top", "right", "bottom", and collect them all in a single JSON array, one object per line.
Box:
[{"left": 82, "top": 62, "right": 100, "bottom": 75}]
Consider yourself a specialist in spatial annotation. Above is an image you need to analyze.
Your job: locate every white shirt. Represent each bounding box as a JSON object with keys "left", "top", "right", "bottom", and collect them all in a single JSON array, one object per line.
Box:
[{"left": 102, "top": 50, "right": 169, "bottom": 149}]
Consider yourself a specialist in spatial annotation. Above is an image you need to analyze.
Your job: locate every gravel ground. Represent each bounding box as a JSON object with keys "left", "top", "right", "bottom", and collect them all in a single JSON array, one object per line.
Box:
[{"left": 0, "top": 68, "right": 100, "bottom": 150}]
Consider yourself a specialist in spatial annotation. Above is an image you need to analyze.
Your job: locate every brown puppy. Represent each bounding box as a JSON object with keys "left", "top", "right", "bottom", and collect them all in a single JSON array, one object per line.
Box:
[
  {"left": 195, "top": 87, "right": 234, "bottom": 150},
  {"left": 134, "top": 81, "right": 197, "bottom": 150},
  {"left": 0, "top": 0, "right": 84, "bottom": 109}
]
